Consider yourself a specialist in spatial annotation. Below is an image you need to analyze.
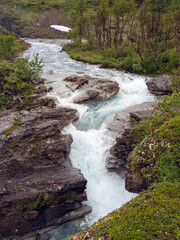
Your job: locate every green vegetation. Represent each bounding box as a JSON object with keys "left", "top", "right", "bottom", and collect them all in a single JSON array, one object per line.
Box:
[
  {"left": 0, "top": 34, "right": 43, "bottom": 108},
  {"left": 3, "top": 121, "right": 23, "bottom": 136},
  {"left": 67, "top": 182, "right": 180, "bottom": 240},
  {"left": 17, "top": 191, "right": 75, "bottom": 212},
  {"left": 64, "top": 0, "right": 180, "bottom": 84},
  {"left": 128, "top": 91, "right": 180, "bottom": 185},
  {"left": 0, "top": 0, "right": 70, "bottom": 38}
]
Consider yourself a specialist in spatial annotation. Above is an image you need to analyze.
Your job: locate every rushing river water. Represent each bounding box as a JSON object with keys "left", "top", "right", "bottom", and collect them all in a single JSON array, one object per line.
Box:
[{"left": 23, "top": 39, "right": 155, "bottom": 239}]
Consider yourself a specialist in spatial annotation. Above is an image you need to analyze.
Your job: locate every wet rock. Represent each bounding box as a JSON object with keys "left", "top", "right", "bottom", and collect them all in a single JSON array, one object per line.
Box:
[
  {"left": 64, "top": 75, "right": 119, "bottom": 104},
  {"left": 146, "top": 75, "right": 172, "bottom": 95},
  {"left": 64, "top": 75, "right": 90, "bottom": 91},
  {"left": 31, "top": 76, "right": 45, "bottom": 85},
  {"left": 34, "top": 84, "right": 53, "bottom": 94},
  {"left": 74, "top": 89, "right": 99, "bottom": 103},
  {"left": 38, "top": 233, "right": 51, "bottom": 240},
  {"left": 0, "top": 106, "right": 90, "bottom": 238},
  {"left": 106, "top": 102, "right": 155, "bottom": 171}
]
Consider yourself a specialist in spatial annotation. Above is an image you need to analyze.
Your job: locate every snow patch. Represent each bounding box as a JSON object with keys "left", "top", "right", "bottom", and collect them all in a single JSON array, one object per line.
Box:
[{"left": 51, "top": 25, "right": 71, "bottom": 32}]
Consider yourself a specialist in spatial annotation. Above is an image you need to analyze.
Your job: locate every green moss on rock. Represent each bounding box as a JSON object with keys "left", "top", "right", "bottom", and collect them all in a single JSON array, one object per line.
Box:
[{"left": 17, "top": 191, "right": 75, "bottom": 212}]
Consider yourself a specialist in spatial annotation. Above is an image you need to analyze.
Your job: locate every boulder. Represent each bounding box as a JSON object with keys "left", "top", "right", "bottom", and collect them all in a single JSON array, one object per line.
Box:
[
  {"left": 64, "top": 75, "right": 120, "bottom": 104},
  {"left": 64, "top": 75, "right": 90, "bottom": 91},
  {"left": 125, "top": 171, "right": 147, "bottom": 193},
  {"left": 146, "top": 75, "right": 172, "bottom": 95}
]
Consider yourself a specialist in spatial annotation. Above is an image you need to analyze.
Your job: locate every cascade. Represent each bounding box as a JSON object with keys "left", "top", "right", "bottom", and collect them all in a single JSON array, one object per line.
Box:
[{"left": 23, "top": 39, "right": 155, "bottom": 239}]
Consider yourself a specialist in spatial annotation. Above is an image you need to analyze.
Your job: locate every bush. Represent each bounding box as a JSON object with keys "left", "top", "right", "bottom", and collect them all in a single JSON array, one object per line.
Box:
[
  {"left": 0, "top": 34, "right": 18, "bottom": 60},
  {"left": 0, "top": 54, "right": 43, "bottom": 108}
]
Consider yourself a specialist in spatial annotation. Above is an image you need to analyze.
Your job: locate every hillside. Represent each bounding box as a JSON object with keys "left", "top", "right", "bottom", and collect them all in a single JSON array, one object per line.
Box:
[{"left": 0, "top": 0, "right": 70, "bottom": 38}]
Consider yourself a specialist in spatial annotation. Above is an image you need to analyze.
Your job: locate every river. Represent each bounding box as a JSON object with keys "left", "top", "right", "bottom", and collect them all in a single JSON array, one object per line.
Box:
[{"left": 22, "top": 39, "right": 155, "bottom": 239}]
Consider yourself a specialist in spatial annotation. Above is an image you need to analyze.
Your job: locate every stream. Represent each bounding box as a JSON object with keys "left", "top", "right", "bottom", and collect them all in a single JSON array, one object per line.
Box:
[{"left": 22, "top": 39, "right": 155, "bottom": 239}]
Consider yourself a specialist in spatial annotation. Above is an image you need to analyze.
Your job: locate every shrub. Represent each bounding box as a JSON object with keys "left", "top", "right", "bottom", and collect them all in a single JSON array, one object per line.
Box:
[
  {"left": 0, "top": 34, "right": 18, "bottom": 60},
  {"left": 0, "top": 54, "right": 43, "bottom": 108}
]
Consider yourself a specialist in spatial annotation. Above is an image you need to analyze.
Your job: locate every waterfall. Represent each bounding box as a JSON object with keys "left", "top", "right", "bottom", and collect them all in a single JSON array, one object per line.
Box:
[{"left": 22, "top": 39, "right": 155, "bottom": 239}]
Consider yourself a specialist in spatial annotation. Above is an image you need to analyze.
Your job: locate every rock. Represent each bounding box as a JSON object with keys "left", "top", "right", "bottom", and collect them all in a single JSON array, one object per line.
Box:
[
  {"left": 125, "top": 171, "right": 147, "bottom": 193},
  {"left": 38, "top": 233, "right": 51, "bottom": 240},
  {"left": 106, "top": 102, "right": 155, "bottom": 171},
  {"left": 31, "top": 76, "right": 45, "bottom": 85},
  {"left": 146, "top": 75, "right": 172, "bottom": 95},
  {"left": 34, "top": 84, "right": 53, "bottom": 94},
  {"left": 64, "top": 75, "right": 119, "bottom": 104},
  {"left": 76, "top": 71, "right": 84, "bottom": 74},
  {"left": 74, "top": 89, "right": 99, "bottom": 104},
  {"left": 39, "top": 97, "right": 57, "bottom": 108},
  {"left": 64, "top": 75, "right": 90, "bottom": 91},
  {"left": 0, "top": 106, "right": 90, "bottom": 238}
]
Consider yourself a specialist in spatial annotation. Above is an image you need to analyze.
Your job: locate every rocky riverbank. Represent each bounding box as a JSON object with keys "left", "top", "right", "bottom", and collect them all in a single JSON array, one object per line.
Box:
[
  {"left": 0, "top": 78, "right": 92, "bottom": 239},
  {"left": 0, "top": 70, "right": 122, "bottom": 239},
  {"left": 105, "top": 75, "right": 173, "bottom": 193},
  {"left": 105, "top": 102, "right": 156, "bottom": 193}
]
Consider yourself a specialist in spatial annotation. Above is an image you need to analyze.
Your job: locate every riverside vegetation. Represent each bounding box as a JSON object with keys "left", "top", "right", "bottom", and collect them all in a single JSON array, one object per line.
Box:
[
  {"left": 0, "top": 34, "right": 43, "bottom": 108},
  {"left": 64, "top": 0, "right": 180, "bottom": 89},
  {"left": 0, "top": 1, "right": 179, "bottom": 239}
]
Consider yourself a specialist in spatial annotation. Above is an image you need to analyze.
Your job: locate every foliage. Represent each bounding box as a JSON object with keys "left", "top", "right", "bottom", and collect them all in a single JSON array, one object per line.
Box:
[
  {"left": 17, "top": 191, "right": 75, "bottom": 212},
  {"left": 0, "top": 34, "right": 18, "bottom": 60},
  {"left": 0, "top": 34, "right": 43, "bottom": 108},
  {"left": 128, "top": 92, "right": 180, "bottom": 184},
  {"left": 64, "top": 0, "right": 180, "bottom": 76},
  {"left": 67, "top": 182, "right": 180, "bottom": 240}
]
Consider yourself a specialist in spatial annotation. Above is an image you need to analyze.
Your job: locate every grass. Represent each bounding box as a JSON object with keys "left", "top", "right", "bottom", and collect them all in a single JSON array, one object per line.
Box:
[
  {"left": 128, "top": 92, "right": 180, "bottom": 185},
  {"left": 67, "top": 182, "right": 180, "bottom": 240}
]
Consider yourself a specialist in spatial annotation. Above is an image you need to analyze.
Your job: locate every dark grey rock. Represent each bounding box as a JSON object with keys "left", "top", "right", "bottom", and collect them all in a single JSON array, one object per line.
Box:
[
  {"left": 0, "top": 106, "right": 89, "bottom": 238},
  {"left": 106, "top": 102, "right": 155, "bottom": 170},
  {"left": 146, "top": 75, "right": 172, "bottom": 95}
]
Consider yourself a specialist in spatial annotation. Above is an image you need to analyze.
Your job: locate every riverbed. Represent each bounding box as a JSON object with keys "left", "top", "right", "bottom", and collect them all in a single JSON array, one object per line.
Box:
[{"left": 22, "top": 39, "right": 155, "bottom": 239}]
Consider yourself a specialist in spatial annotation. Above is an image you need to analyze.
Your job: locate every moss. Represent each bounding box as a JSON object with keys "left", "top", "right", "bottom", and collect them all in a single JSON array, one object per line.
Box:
[
  {"left": 16, "top": 191, "right": 75, "bottom": 212},
  {"left": 2, "top": 121, "right": 23, "bottom": 136},
  {"left": 6, "top": 142, "right": 15, "bottom": 149},
  {"left": 67, "top": 182, "right": 180, "bottom": 240}
]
